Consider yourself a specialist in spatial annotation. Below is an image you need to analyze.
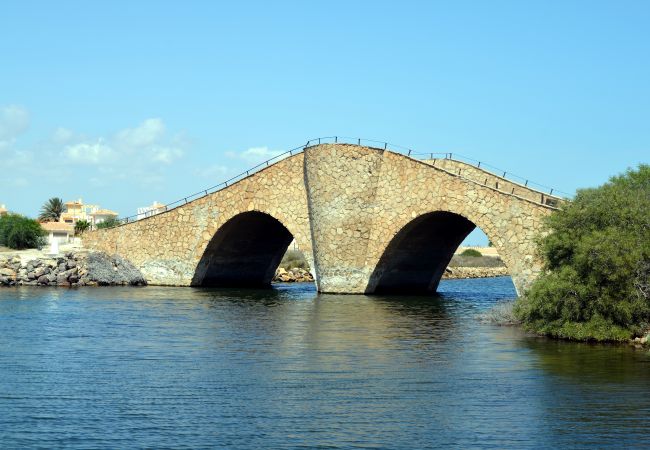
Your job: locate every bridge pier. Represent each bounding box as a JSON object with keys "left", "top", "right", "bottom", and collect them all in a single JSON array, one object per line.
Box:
[{"left": 304, "top": 144, "right": 385, "bottom": 293}]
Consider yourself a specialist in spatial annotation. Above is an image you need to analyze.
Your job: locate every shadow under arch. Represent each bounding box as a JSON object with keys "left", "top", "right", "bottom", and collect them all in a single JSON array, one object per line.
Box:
[
  {"left": 366, "top": 211, "right": 478, "bottom": 294},
  {"left": 191, "top": 211, "right": 294, "bottom": 287}
]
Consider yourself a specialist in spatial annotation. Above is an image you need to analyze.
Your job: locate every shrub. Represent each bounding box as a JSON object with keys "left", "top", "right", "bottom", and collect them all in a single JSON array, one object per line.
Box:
[
  {"left": 0, "top": 214, "right": 46, "bottom": 250},
  {"left": 460, "top": 248, "right": 482, "bottom": 257},
  {"left": 514, "top": 165, "right": 650, "bottom": 341},
  {"left": 74, "top": 219, "right": 91, "bottom": 235},
  {"left": 96, "top": 217, "right": 122, "bottom": 229},
  {"left": 279, "top": 249, "right": 310, "bottom": 270}
]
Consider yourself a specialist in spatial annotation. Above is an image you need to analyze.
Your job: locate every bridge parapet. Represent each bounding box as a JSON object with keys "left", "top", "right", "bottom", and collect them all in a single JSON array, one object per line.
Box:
[{"left": 422, "top": 158, "right": 565, "bottom": 207}]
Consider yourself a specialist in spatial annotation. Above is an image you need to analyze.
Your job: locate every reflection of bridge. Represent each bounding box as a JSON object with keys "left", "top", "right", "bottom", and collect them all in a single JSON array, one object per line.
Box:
[{"left": 85, "top": 142, "right": 564, "bottom": 295}]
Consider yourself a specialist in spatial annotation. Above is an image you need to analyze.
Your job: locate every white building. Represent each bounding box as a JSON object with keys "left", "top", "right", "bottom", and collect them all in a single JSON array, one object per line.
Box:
[
  {"left": 137, "top": 201, "right": 167, "bottom": 220},
  {"left": 90, "top": 209, "right": 119, "bottom": 226},
  {"left": 41, "top": 222, "right": 74, "bottom": 244}
]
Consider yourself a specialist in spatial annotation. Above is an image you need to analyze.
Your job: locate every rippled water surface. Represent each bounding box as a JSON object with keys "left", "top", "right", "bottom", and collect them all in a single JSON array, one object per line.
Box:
[{"left": 1, "top": 277, "right": 650, "bottom": 448}]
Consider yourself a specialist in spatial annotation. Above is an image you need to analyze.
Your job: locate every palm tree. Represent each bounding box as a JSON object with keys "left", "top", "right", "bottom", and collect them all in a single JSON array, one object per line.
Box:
[
  {"left": 74, "top": 219, "right": 90, "bottom": 235},
  {"left": 39, "top": 197, "right": 64, "bottom": 222}
]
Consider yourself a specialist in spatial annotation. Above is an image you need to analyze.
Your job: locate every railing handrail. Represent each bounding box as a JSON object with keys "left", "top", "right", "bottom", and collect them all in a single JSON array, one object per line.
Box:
[{"left": 107, "top": 136, "right": 572, "bottom": 228}]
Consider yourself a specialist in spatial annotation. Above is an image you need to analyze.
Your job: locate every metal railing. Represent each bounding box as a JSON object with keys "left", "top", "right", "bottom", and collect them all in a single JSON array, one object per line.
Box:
[{"left": 107, "top": 136, "right": 572, "bottom": 228}]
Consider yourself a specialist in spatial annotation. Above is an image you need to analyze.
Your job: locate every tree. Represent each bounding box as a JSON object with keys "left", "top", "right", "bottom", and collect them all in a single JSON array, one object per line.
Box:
[
  {"left": 514, "top": 165, "right": 650, "bottom": 341},
  {"left": 39, "top": 197, "right": 64, "bottom": 222},
  {"left": 74, "top": 219, "right": 90, "bottom": 235},
  {"left": 0, "top": 214, "right": 46, "bottom": 250},
  {"left": 460, "top": 248, "right": 482, "bottom": 257},
  {"left": 96, "top": 217, "right": 122, "bottom": 229}
]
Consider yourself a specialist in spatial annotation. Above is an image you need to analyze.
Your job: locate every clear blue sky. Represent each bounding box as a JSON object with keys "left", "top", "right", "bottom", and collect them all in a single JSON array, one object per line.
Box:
[{"left": 1, "top": 1, "right": 648, "bottom": 244}]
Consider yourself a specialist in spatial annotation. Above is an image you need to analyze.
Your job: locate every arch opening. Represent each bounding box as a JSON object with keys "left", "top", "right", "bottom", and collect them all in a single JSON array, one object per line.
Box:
[
  {"left": 191, "top": 211, "right": 294, "bottom": 288},
  {"left": 367, "top": 211, "right": 478, "bottom": 294}
]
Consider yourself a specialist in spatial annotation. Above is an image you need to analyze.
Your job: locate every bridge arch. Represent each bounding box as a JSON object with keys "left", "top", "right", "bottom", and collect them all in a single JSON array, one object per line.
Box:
[
  {"left": 191, "top": 211, "right": 295, "bottom": 287},
  {"left": 366, "top": 210, "right": 512, "bottom": 294}
]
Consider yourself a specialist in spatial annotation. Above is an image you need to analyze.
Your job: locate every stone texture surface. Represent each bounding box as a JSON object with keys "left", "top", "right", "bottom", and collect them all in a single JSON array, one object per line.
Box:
[
  {"left": 0, "top": 252, "right": 145, "bottom": 287},
  {"left": 84, "top": 143, "right": 556, "bottom": 295}
]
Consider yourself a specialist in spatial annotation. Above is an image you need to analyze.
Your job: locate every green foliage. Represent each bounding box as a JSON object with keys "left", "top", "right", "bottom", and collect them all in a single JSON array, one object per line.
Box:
[
  {"left": 279, "top": 249, "right": 309, "bottom": 270},
  {"left": 514, "top": 165, "right": 650, "bottom": 342},
  {"left": 96, "top": 217, "right": 122, "bottom": 229},
  {"left": 0, "top": 214, "right": 46, "bottom": 250},
  {"left": 74, "top": 219, "right": 91, "bottom": 235},
  {"left": 38, "top": 197, "right": 64, "bottom": 222},
  {"left": 460, "top": 248, "right": 482, "bottom": 257}
]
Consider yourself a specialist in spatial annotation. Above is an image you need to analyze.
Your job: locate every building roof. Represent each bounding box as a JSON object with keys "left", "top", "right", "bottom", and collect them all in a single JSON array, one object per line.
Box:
[
  {"left": 90, "top": 209, "right": 118, "bottom": 216},
  {"left": 41, "top": 222, "right": 74, "bottom": 233}
]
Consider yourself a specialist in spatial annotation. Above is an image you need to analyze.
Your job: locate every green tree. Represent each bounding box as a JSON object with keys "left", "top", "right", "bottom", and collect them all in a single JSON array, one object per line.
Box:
[
  {"left": 96, "top": 217, "right": 122, "bottom": 229},
  {"left": 0, "top": 214, "right": 46, "bottom": 250},
  {"left": 39, "top": 197, "right": 64, "bottom": 222},
  {"left": 514, "top": 165, "right": 650, "bottom": 341},
  {"left": 74, "top": 219, "right": 91, "bottom": 235},
  {"left": 460, "top": 248, "right": 482, "bottom": 257}
]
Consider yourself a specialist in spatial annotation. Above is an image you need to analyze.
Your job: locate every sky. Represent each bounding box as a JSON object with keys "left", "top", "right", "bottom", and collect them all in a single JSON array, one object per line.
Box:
[{"left": 1, "top": 0, "right": 649, "bottom": 245}]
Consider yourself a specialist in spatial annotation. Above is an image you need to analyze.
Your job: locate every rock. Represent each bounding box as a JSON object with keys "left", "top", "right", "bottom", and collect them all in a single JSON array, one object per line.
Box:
[
  {"left": 1, "top": 251, "right": 146, "bottom": 288},
  {"left": 0, "top": 268, "right": 15, "bottom": 278}
]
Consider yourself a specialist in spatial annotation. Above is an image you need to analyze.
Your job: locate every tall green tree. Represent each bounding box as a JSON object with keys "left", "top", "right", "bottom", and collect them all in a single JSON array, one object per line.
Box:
[
  {"left": 39, "top": 197, "right": 64, "bottom": 222},
  {"left": 515, "top": 164, "right": 650, "bottom": 341},
  {"left": 0, "top": 214, "right": 46, "bottom": 250}
]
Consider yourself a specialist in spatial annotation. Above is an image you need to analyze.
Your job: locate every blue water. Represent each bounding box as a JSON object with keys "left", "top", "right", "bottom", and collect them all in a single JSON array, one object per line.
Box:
[{"left": 1, "top": 277, "right": 649, "bottom": 448}]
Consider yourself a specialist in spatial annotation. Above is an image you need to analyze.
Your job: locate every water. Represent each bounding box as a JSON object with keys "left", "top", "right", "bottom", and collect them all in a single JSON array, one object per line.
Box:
[{"left": 1, "top": 277, "right": 649, "bottom": 449}]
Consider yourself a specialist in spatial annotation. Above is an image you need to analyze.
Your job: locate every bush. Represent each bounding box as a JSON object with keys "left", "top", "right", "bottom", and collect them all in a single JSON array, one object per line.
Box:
[
  {"left": 96, "top": 217, "right": 122, "bottom": 229},
  {"left": 279, "top": 249, "right": 309, "bottom": 270},
  {"left": 74, "top": 219, "right": 91, "bottom": 235},
  {"left": 460, "top": 248, "right": 482, "bottom": 257},
  {"left": 514, "top": 165, "right": 650, "bottom": 341},
  {"left": 0, "top": 214, "right": 46, "bottom": 250}
]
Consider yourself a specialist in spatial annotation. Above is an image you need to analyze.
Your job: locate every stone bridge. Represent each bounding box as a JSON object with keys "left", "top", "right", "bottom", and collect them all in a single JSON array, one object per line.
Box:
[{"left": 84, "top": 143, "right": 561, "bottom": 295}]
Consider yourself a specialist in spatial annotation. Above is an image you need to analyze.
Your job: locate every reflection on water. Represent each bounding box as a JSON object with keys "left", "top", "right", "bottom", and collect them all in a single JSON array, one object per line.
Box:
[{"left": 0, "top": 277, "right": 649, "bottom": 448}]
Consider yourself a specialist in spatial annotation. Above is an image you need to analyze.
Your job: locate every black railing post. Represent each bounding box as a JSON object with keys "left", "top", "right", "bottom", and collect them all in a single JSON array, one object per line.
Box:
[
  {"left": 525, "top": 180, "right": 528, "bottom": 187},
  {"left": 335, "top": 136, "right": 338, "bottom": 143},
  {"left": 408, "top": 150, "right": 412, "bottom": 156},
  {"left": 502, "top": 171, "right": 507, "bottom": 177},
  {"left": 358, "top": 138, "right": 361, "bottom": 145}
]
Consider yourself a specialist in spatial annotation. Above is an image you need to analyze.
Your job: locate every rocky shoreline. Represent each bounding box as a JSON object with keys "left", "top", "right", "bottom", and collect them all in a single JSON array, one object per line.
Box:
[
  {"left": 273, "top": 267, "right": 314, "bottom": 283},
  {"left": 0, "top": 251, "right": 146, "bottom": 287},
  {"left": 1, "top": 253, "right": 508, "bottom": 287},
  {"left": 442, "top": 266, "right": 509, "bottom": 279},
  {"left": 272, "top": 266, "right": 508, "bottom": 283}
]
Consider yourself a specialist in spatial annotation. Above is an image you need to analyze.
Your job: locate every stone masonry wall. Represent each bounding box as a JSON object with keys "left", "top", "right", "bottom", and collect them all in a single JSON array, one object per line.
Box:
[
  {"left": 83, "top": 153, "right": 313, "bottom": 286},
  {"left": 84, "top": 144, "right": 555, "bottom": 295}
]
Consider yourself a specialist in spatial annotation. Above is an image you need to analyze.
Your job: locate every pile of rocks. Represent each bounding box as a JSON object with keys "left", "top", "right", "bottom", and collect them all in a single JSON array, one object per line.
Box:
[
  {"left": 0, "top": 251, "right": 146, "bottom": 287},
  {"left": 273, "top": 267, "right": 314, "bottom": 283},
  {"left": 443, "top": 266, "right": 509, "bottom": 279}
]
